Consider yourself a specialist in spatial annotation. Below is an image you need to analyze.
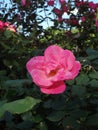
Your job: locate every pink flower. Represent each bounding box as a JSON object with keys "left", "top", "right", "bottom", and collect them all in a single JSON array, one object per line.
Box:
[
  {"left": 65, "top": 17, "right": 79, "bottom": 26},
  {"left": 0, "top": 21, "right": 4, "bottom": 30},
  {"left": 21, "top": 0, "right": 26, "bottom": 6},
  {"left": 59, "top": 0, "right": 66, "bottom": 5},
  {"left": 81, "top": 16, "right": 86, "bottom": 22},
  {"left": 62, "top": 5, "right": 68, "bottom": 12},
  {"left": 89, "top": 2, "right": 95, "bottom": 9},
  {"left": 48, "top": 0, "right": 54, "bottom": 6},
  {"left": 21, "top": 0, "right": 30, "bottom": 6},
  {"left": 6, "top": 25, "right": 16, "bottom": 32},
  {"left": 26, "top": 45, "right": 81, "bottom": 94},
  {"left": 75, "top": 0, "right": 87, "bottom": 7},
  {"left": 4, "top": 22, "right": 9, "bottom": 27},
  {"left": 0, "top": 21, "right": 16, "bottom": 32},
  {"left": 71, "top": 19, "right": 79, "bottom": 26},
  {"left": 89, "top": 1, "right": 98, "bottom": 10},
  {"left": 4, "top": 22, "right": 16, "bottom": 32},
  {"left": 53, "top": 8, "right": 63, "bottom": 16},
  {"left": 95, "top": 3, "right": 98, "bottom": 9}
]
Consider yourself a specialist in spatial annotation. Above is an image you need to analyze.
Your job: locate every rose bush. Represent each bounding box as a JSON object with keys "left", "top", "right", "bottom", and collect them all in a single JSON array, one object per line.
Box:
[
  {"left": 0, "top": 0, "right": 98, "bottom": 130},
  {"left": 0, "top": 20, "right": 16, "bottom": 32},
  {"left": 26, "top": 45, "right": 81, "bottom": 94}
]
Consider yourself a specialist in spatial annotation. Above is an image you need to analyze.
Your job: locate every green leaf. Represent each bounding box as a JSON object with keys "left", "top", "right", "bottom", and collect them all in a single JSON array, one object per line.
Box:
[
  {"left": 43, "top": 100, "right": 52, "bottom": 109},
  {"left": 96, "top": 9, "right": 98, "bottom": 19},
  {"left": 37, "top": 122, "right": 47, "bottom": 130},
  {"left": 70, "top": 110, "right": 89, "bottom": 121},
  {"left": 3, "top": 59, "right": 11, "bottom": 67},
  {"left": 3, "top": 111, "right": 14, "bottom": 121},
  {"left": 47, "top": 110, "right": 66, "bottom": 122},
  {"left": 76, "top": 74, "right": 89, "bottom": 86},
  {"left": 51, "top": 98, "right": 66, "bottom": 110},
  {"left": 21, "top": 112, "right": 33, "bottom": 121},
  {"left": 86, "top": 48, "right": 98, "bottom": 56},
  {"left": 92, "top": 59, "right": 98, "bottom": 65},
  {"left": 89, "top": 72, "right": 98, "bottom": 79},
  {"left": 32, "top": 114, "right": 43, "bottom": 123},
  {"left": 89, "top": 79, "right": 98, "bottom": 87},
  {"left": 66, "top": 80, "right": 75, "bottom": 85},
  {"left": 0, "top": 97, "right": 41, "bottom": 118},
  {"left": 87, "top": 55, "right": 98, "bottom": 60},
  {"left": 16, "top": 120, "right": 33, "bottom": 130},
  {"left": 86, "top": 114, "right": 98, "bottom": 126},
  {"left": 0, "top": 70, "right": 7, "bottom": 76},
  {"left": 63, "top": 117, "right": 80, "bottom": 130},
  {"left": 72, "top": 85, "right": 86, "bottom": 97},
  {"left": 4, "top": 30, "right": 13, "bottom": 38},
  {"left": 3, "top": 79, "right": 32, "bottom": 87}
]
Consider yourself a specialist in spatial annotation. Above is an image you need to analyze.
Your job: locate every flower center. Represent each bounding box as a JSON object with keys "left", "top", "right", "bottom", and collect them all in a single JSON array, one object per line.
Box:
[{"left": 48, "top": 69, "right": 57, "bottom": 77}]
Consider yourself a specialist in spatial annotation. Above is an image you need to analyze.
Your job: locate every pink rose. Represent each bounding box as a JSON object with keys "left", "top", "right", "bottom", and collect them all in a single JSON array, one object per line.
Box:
[
  {"left": 75, "top": 0, "right": 87, "bottom": 7},
  {"left": 0, "top": 21, "right": 16, "bottom": 32},
  {"left": 26, "top": 45, "right": 81, "bottom": 94},
  {"left": 0, "top": 21, "right": 4, "bottom": 30},
  {"left": 63, "top": 6, "right": 68, "bottom": 13},
  {"left": 4, "top": 22, "right": 16, "bottom": 32},
  {"left": 47, "top": 0, "right": 54, "bottom": 6},
  {"left": 53, "top": 8, "right": 63, "bottom": 16},
  {"left": 4, "top": 22, "right": 9, "bottom": 27},
  {"left": 21, "top": 0, "right": 26, "bottom": 6},
  {"left": 6, "top": 25, "right": 16, "bottom": 32},
  {"left": 81, "top": 16, "right": 86, "bottom": 22},
  {"left": 59, "top": 0, "right": 66, "bottom": 5},
  {"left": 89, "top": 2, "right": 98, "bottom": 10},
  {"left": 21, "top": 0, "right": 30, "bottom": 6},
  {"left": 89, "top": 2, "right": 95, "bottom": 9}
]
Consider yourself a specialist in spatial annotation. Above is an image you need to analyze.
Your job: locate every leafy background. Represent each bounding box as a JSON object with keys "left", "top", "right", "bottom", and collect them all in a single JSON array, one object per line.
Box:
[{"left": 0, "top": 0, "right": 98, "bottom": 130}]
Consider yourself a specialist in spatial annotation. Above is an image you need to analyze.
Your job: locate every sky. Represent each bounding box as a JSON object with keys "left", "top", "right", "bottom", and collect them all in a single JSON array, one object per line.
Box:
[{"left": 90, "top": 0, "right": 98, "bottom": 2}]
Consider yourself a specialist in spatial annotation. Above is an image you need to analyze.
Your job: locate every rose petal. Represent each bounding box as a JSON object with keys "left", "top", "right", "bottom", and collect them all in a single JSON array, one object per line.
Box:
[
  {"left": 44, "top": 45, "right": 64, "bottom": 74},
  {"left": 30, "top": 69, "right": 53, "bottom": 87},
  {"left": 52, "top": 61, "right": 81, "bottom": 81},
  {"left": 67, "top": 50, "right": 75, "bottom": 70},
  {"left": 69, "top": 61, "right": 81, "bottom": 79},
  {"left": 45, "top": 62, "right": 59, "bottom": 74},
  {"left": 51, "top": 68, "right": 66, "bottom": 81},
  {"left": 26, "top": 56, "right": 45, "bottom": 73},
  {"left": 62, "top": 61, "right": 81, "bottom": 80},
  {"left": 40, "top": 81, "right": 66, "bottom": 94},
  {"left": 26, "top": 56, "right": 53, "bottom": 87},
  {"left": 44, "top": 45, "right": 63, "bottom": 63},
  {"left": 60, "top": 50, "right": 75, "bottom": 70},
  {"left": 21, "top": 0, "right": 26, "bottom": 6}
]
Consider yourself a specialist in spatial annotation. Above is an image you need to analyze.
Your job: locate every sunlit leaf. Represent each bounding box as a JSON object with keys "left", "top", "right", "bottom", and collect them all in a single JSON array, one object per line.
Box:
[{"left": 0, "top": 97, "right": 41, "bottom": 118}]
